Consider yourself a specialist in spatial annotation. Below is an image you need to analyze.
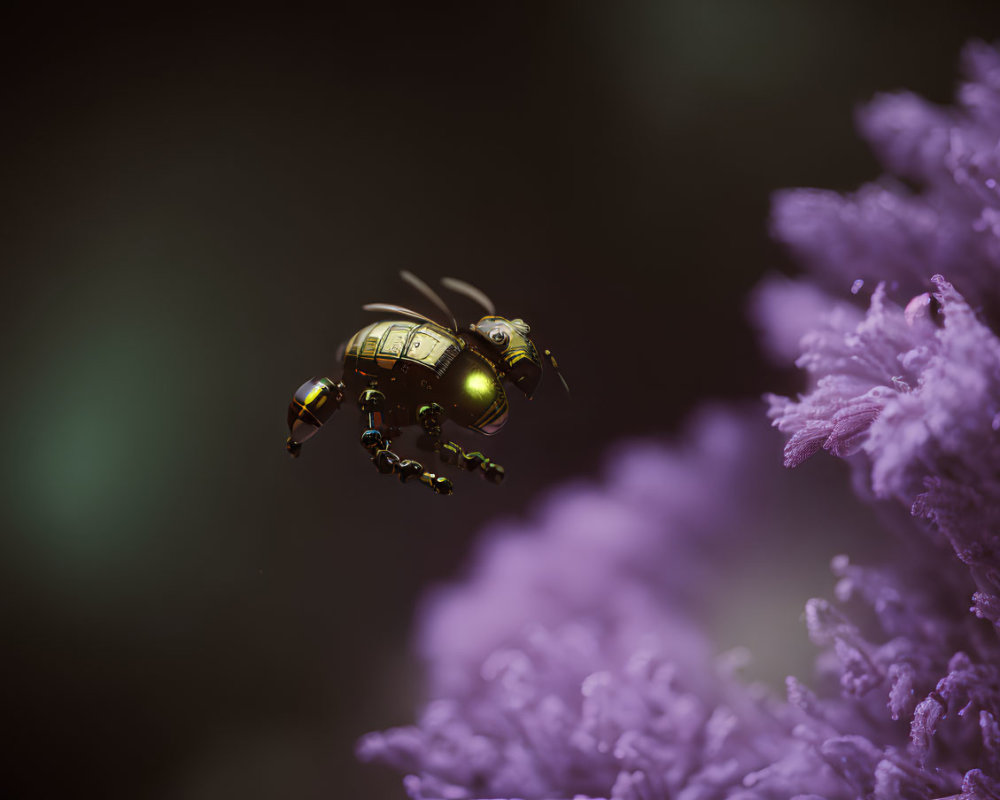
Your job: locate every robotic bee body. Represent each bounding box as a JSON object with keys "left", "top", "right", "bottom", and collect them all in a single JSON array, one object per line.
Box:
[{"left": 285, "top": 273, "right": 566, "bottom": 494}]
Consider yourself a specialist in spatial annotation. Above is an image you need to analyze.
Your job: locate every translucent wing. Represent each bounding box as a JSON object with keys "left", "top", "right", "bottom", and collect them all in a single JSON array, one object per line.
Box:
[
  {"left": 400, "top": 271, "right": 457, "bottom": 330},
  {"left": 440, "top": 277, "right": 496, "bottom": 316},
  {"left": 362, "top": 303, "right": 439, "bottom": 326}
]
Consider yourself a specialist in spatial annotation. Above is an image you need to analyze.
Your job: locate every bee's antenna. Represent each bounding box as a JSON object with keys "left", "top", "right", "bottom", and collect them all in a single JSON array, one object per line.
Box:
[
  {"left": 544, "top": 349, "right": 570, "bottom": 395},
  {"left": 400, "top": 271, "right": 457, "bottom": 331},
  {"left": 440, "top": 277, "right": 496, "bottom": 316},
  {"left": 362, "top": 303, "right": 439, "bottom": 326}
]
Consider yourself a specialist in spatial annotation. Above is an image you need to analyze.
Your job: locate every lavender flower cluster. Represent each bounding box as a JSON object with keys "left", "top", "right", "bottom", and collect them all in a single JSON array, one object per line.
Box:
[{"left": 359, "top": 42, "right": 1000, "bottom": 800}]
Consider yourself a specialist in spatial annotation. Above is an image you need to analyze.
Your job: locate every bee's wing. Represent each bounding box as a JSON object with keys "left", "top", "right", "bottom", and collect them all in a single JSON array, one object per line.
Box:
[
  {"left": 440, "top": 277, "right": 495, "bottom": 316},
  {"left": 400, "top": 271, "right": 457, "bottom": 331},
  {"left": 362, "top": 303, "right": 439, "bottom": 326}
]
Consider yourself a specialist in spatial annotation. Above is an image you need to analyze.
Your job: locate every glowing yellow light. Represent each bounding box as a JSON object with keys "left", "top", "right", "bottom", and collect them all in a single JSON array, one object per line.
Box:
[
  {"left": 305, "top": 385, "right": 323, "bottom": 404},
  {"left": 465, "top": 371, "right": 492, "bottom": 398}
]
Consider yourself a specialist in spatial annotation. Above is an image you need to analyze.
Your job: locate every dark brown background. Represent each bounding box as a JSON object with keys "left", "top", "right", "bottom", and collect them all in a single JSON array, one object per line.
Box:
[{"left": 2, "top": 4, "right": 999, "bottom": 798}]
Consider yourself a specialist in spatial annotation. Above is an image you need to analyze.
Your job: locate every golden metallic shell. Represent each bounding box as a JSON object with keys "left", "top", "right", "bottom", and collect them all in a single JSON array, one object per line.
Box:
[{"left": 345, "top": 320, "right": 464, "bottom": 377}]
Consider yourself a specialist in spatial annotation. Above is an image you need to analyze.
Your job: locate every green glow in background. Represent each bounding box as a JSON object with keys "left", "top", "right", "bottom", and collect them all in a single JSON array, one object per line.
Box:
[{"left": 2, "top": 4, "right": 998, "bottom": 798}]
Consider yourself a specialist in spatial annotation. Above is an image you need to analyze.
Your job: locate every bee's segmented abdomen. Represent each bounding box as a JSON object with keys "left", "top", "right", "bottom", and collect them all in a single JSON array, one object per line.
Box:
[{"left": 345, "top": 320, "right": 465, "bottom": 378}]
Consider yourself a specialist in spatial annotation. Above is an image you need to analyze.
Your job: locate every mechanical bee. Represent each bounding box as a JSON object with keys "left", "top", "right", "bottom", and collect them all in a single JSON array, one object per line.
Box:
[{"left": 285, "top": 272, "right": 567, "bottom": 494}]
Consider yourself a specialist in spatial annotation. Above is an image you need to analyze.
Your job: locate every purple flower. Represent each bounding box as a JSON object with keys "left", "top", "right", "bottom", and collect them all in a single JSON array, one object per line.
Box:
[
  {"left": 768, "top": 278, "right": 1000, "bottom": 610},
  {"left": 771, "top": 41, "right": 1000, "bottom": 328},
  {"left": 360, "top": 41, "right": 1000, "bottom": 800},
  {"left": 763, "top": 38, "right": 1000, "bottom": 799},
  {"left": 767, "top": 41, "right": 1000, "bottom": 635},
  {"left": 359, "top": 410, "right": 854, "bottom": 800}
]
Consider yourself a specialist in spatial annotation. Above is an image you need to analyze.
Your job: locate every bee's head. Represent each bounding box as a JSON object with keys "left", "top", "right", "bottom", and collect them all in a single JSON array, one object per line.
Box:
[{"left": 472, "top": 315, "right": 542, "bottom": 397}]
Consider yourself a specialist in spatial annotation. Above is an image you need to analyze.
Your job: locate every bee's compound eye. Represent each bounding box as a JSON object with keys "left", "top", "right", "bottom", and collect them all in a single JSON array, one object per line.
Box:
[{"left": 489, "top": 328, "right": 509, "bottom": 346}]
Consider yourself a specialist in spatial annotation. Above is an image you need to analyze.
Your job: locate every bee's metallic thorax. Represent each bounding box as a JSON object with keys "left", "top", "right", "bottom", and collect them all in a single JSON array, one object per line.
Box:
[{"left": 344, "top": 320, "right": 464, "bottom": 378}]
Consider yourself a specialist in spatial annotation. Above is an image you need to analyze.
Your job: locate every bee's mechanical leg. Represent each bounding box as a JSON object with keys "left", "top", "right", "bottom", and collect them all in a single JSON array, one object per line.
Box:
[
  {"left": 358, "top": 389, "right": 453, "bottom": 495},
  {"left": 417, "top": 403, "right": 505, "bottom": 485},
  {"left": 286, "top": 378, "right": 345, "bottom": 458}
]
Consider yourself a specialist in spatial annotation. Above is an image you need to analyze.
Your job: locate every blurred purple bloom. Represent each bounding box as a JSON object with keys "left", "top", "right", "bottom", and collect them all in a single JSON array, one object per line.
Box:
[
  {"left": 361, "top": 41, "right": 1000, "bottom": 800},
  {"left": 771, "top": 41, "right": 1000, "bottom": 327},
  {"left": 765, "top": 38, "right": 1000, "bottom": 799},
  {"left": 359, "top": 410, "right": 850, "bottom": 800},
  {"left": 767, "top": 38, "right": 1000, "bottom": 634},
  {"left": 749, "top": 276, "right": 846, "bottom": 365}
]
